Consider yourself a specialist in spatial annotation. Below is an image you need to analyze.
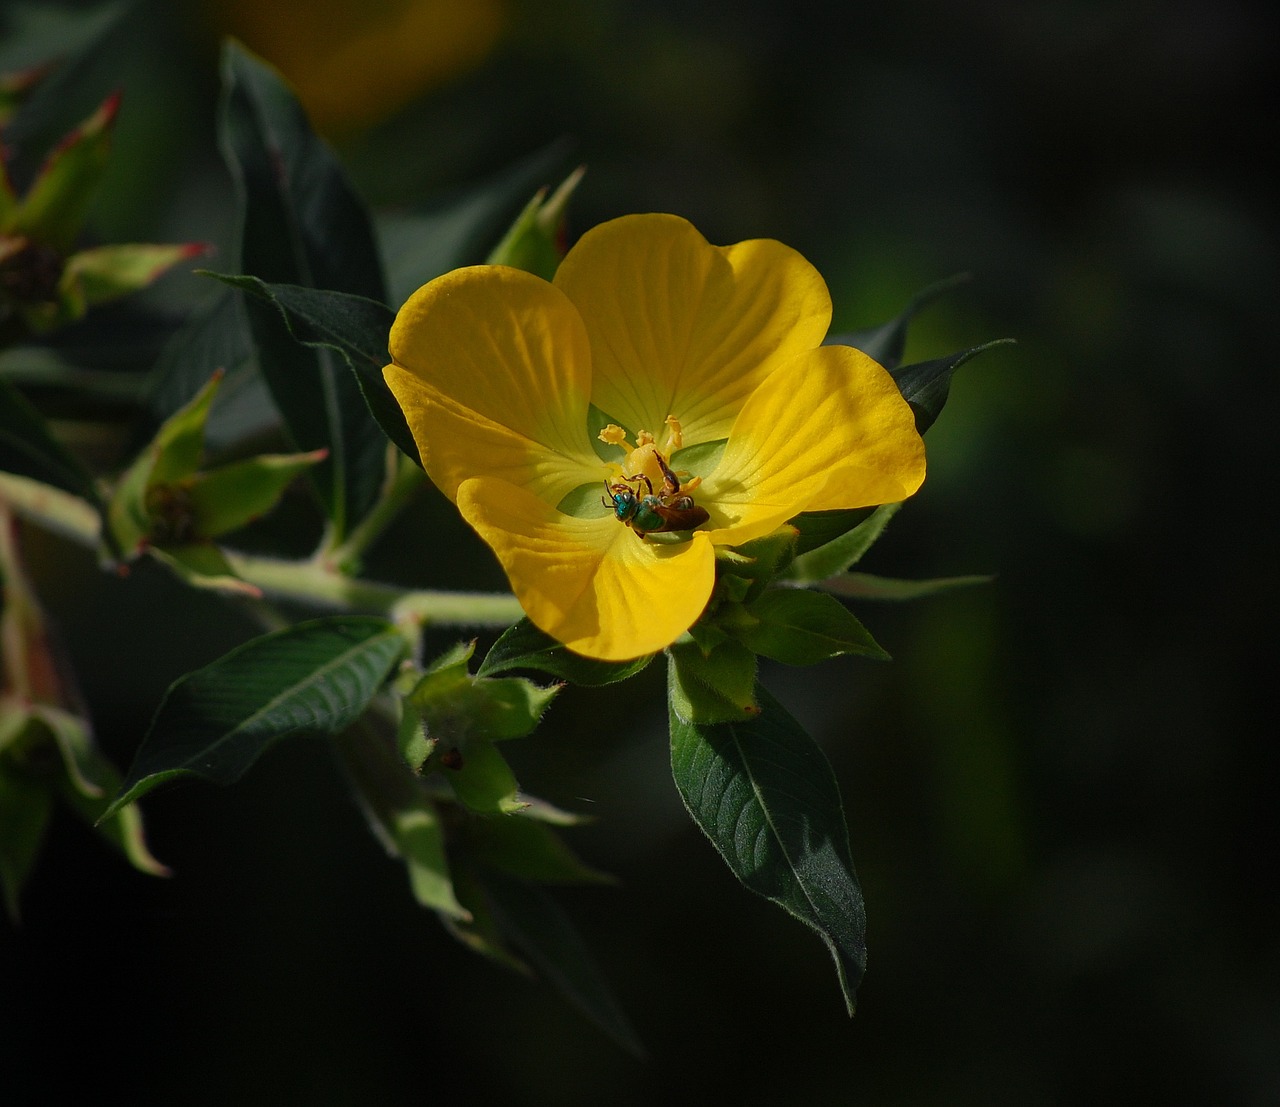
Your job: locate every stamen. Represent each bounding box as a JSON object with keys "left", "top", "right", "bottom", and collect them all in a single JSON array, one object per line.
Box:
[
  {"left": 662, "top": 415, "right": 684, "bottom": 453},
  {"left": 598, "top": 424, "right": 632, "bottom": 450}
]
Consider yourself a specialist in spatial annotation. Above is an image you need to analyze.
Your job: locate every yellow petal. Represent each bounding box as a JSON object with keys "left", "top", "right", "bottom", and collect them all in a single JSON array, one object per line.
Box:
[
  {"left": 553, "top": 213, "right": 832, "bottom": 444},
  {"left": 385, "top": 266, "right": 600, "bottom": 503},
  {"left": 457, "top": 476, "right": 716, "bottom": 660},
  {"left": 699, "top": 345, "right": 926, "bottom": 546}
]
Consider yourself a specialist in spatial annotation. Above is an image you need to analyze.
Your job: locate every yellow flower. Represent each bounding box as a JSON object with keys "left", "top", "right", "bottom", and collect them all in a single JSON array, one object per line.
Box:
[{"left": 384, "top": 214, "right": 926, "bottom": 661}]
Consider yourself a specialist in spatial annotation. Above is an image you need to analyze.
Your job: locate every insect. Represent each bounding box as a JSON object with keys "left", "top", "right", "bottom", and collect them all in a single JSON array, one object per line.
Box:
[{"left": 602, "top": 454, "right": 710, "bottom": 538}]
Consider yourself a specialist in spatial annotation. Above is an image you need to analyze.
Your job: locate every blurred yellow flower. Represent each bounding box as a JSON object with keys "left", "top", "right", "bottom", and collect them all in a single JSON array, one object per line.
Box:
[
  {"left": 384, "top": 214, "right": 926, "bottom": 660},
  {"left": 208, "top": 0, "right": 507, "bottom": 131}
]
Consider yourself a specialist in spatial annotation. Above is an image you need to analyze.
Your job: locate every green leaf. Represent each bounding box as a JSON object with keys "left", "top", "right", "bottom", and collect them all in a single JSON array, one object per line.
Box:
[
  {"left": 729, "top": 589, "right": 889, "bottom": 665},
  {"left": 107, "top": 616, "right": 407, "bottom": 814},
  {"left": 783, "top": 502, "right": 900, "bottom": 585},
  {"left": 891, "top": 339, "right": 1014, "bottom": 436},
  {"left": 832, "top": 273, "right": 972, "bottom": 371},
  {"left": 0, "top": 761, "right": 52, "bottom": 921},
  {"left": 376, "top": 138, "right": 573, "bottom": 306},
  {"left": 789, "top": 507, "right": 877, "bottom": 556},
  {"left": 139, "top": 290, "right": 262, "bottom": 451},
  {"left": 40, "top": 710, "right": 169, "bottom": 879},
  {"left": 667, "top": 638, "right": 758, "bottom": 726},
  {"left": 218, "top": 41, "right": 388, "bottom": 538},
  {"left": 335, "top": 723, "right": 468, "bottom": 920},
  {"left": 477, "top": 618, "right": 653, "bottom": 686},
  {"left": 206, "top": 275, "right": 416, "bottom": 465},
  {"left": 817, "top": 571, "right": 995, "bottom": 601},
  {"left": 669, "top": 685, "right": 866, "bottom": 1014},
  {"left": 482, "top": 872, "right": 644, "bottom": 1056},
  {"left": 0, "top": 376, "right": 106, "bottom": 519}
]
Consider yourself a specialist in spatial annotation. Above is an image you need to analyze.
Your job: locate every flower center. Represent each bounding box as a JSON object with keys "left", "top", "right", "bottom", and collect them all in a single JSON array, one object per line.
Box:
[{"left": 598, "top": 416, "right": 709, "bottom": 538}]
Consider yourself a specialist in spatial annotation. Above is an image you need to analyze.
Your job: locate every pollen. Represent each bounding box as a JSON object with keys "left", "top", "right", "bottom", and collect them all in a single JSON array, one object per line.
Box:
[{"left": 598, "top": 415, "right": 703, "bottom": 493}]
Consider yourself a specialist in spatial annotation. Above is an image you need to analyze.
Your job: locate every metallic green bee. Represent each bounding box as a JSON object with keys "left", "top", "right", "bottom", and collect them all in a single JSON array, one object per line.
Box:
[{"left": 603, "top": 455, "right": 709, "bottom": 538}]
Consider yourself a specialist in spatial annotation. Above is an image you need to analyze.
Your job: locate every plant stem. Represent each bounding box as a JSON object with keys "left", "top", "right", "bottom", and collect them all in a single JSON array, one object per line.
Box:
[{"left": 1, "top": 472, "right": 524, "bottom": 629}]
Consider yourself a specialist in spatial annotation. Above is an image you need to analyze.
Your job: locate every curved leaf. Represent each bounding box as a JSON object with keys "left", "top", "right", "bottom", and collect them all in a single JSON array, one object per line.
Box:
[
  {"left": 669, "top": 685, "right": 866, "bottom": 1014},
  {"left": 891, "top": 338, "right": 1014, "bottom": 435},
  {"left": 830, "top": 272, "right": 972, "bottom": 370},
  {"left": 477, "top": 618, "right": 653, "bottom": 686},
  {"left": 218, "top": 42, "right": 388, "bottom": 538},
  {"left": 783, "top": 502, "right": 900, "bottom": 585},
  {"left": 107, "top": 616, "right": 407, "bottom": 814},
  {"left": 207, "top": 276, "right": 415, "bottom": 464}
]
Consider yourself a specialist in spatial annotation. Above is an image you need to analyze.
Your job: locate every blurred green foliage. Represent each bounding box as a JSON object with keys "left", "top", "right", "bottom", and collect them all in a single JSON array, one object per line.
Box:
[{"left": 2, "top": 0, "right": 1276, "bottom": 1103}]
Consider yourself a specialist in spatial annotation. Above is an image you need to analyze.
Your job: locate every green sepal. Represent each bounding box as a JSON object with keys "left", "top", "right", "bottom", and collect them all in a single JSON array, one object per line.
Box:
[
  {"left": 407, "top": 644, "right": 559, "bottom": 745},
  {"left": 478, "top": 618, "right": 653, "bottom": 687},
  {"left": 185, "top": 448, "right": 328, "bottom": 538},
  {"left": 716, "top": 526, "right": 798, "bottom": 601},
  {"left": 145, "top": 543, "right": 262, "bottom": 597},
  {"left": 107, "top": 371, "right": 222, "bottom": 554},
  {"left": 486, "top": 166, "right": 584, "bottom": 280},
  {"left": 335, "top": 722, "right": 469, "bottom": 920},
  {"left": 439, "top": 737, "right": 525, "bottom": 815},
  {"left": 685, "top": 619, "right": 732, "bottom": 655},
  {"left": 783, "top": 502, "right": 900, "bottom": 585},
  {"left": 0, "top": 761, "right": 52, "bottom": 921},
  {"left": 728, "top": 588, "right": 889, "bottom": 665},
  {"left": 465, "top": 813, "right": 613, "bottom": 886},
  {"left": 667, "top": 638, "right": 759, "bottom": 726},
  {"left": 669, "top": 684, "right": 866, "bottom": 1015},
  {"left": 4, "top": 91, "right": 118, "bottom": 253},
  {"left": 891, "top": 339, "right": 1014, "bottom": 436},
  {"left": 59, "top": 242, "right": 206, "bottom": 313},
  {"left": 105, "top": 616, "right": 407, "bottom": 816}
]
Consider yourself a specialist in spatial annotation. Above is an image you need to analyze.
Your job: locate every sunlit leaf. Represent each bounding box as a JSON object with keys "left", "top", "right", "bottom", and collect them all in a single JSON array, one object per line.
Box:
[{"left": 666, "top": 638, "right": 758, "bottom": 725}]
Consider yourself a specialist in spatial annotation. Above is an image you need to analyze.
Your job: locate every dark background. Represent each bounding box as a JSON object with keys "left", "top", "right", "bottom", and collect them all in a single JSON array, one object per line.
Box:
[{"left": 2, "top": 0, "right": 1276, "bottom": 1102}]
